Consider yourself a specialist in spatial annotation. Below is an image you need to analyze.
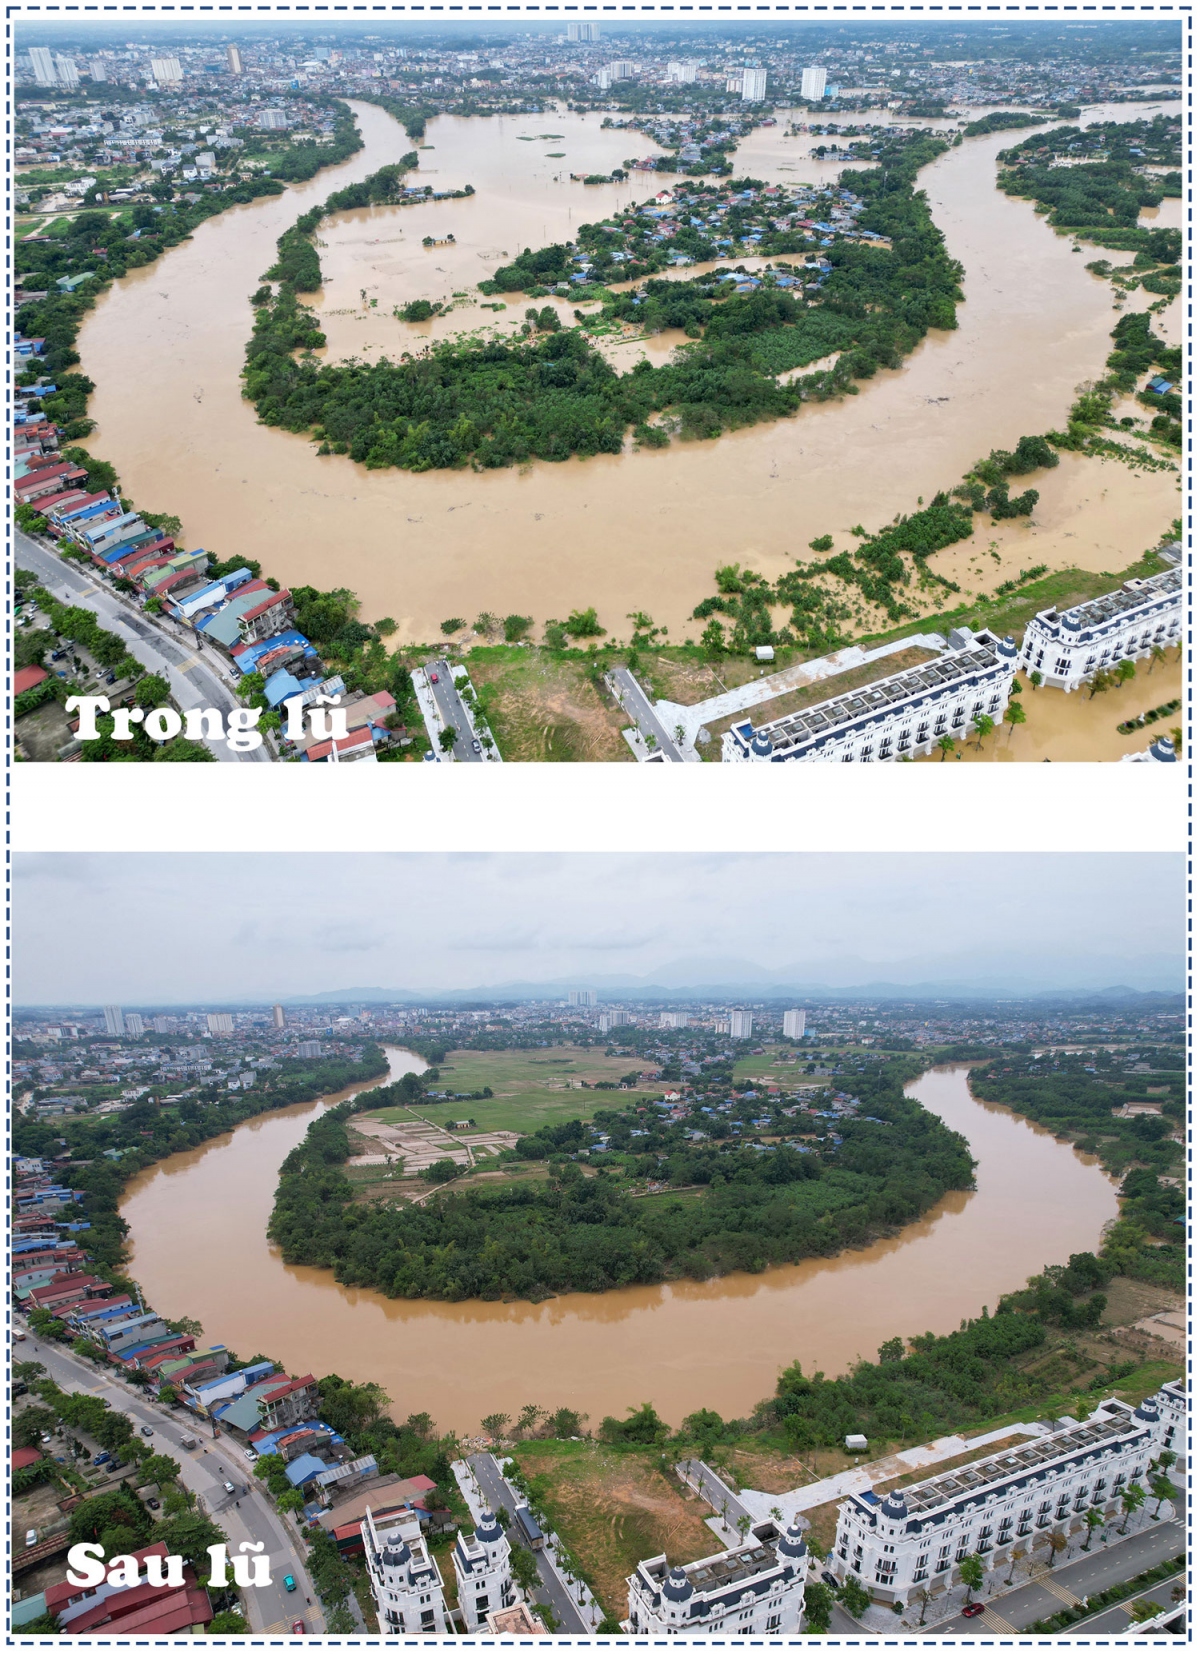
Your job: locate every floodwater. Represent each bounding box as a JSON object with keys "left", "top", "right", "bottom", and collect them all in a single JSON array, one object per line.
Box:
[
  {"left": 918, "top": 652, "right": 1182, "bottom": 763},
  {"left": 120, "top": 1060, "right": 1117, "bottom": 1433},
  {"left": 78, "top": 100, "right": 1179, "bottom": 643}
]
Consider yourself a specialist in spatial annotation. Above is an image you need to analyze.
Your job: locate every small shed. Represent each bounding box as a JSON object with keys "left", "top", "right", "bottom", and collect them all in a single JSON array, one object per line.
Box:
[{"left": 844, "top": 1434, "right": 869, "bottom": 1453}]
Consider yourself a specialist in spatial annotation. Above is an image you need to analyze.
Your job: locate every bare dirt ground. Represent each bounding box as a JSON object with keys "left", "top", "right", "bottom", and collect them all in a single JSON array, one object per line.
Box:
[{"left": 470, "top": 654, "right": 634, "bottom": 762}]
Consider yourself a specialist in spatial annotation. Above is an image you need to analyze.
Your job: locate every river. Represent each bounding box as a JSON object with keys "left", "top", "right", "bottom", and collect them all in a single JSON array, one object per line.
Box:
[
  {"left": 78, "top": 101, "right": 1179, "bottom": 645},
  {"left": 120, "top": 1055, "right": 1117, "bottom": 1433}
]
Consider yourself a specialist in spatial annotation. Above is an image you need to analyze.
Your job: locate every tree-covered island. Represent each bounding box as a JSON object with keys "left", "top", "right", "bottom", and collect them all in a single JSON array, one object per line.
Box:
[
  {"left": 267, "top": 1055, "right": 975, "bottom": 1302},
  {"left": 243, "top": 131, "right": 965, "bottom": 470}
]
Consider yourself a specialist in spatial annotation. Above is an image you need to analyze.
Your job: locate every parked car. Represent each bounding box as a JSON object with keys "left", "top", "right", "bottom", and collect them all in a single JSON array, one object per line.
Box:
[
  {"left": 140, "top": 1426, "right": 154, "bottom": 1437},
  {"left": 962, "top": 1603, "right": 985, "bottom": 1619},
  {"left": 94, "top": 1452, "right": 112, "bottom": 1467},
  {"left": 429, "top": 671, "right": 439, "bottom": 684},
  {"left": 821, "top": 1571, "right": 838, "bottom": 1589},
  {"left": 146, "top": 1497, "right": 160, "bottom": 1510},
  {"left": 40, "top": 1433, "right": 53, "bottom": 1444},
  {"left": 291, "top": 1621, "right": 306, "bottom": 1635},
  {"left": 283, "top": 1575, "right": 297, "bottom": 1593},
  {"left": 244, "top": 1448, "right": 256, "bottom": 1461},
  {"left": 25, "top": 1530, "right": 38, "bottom": 1548},
  {"left": 472, "top": 739, "right": 482, "bottom": 754}
]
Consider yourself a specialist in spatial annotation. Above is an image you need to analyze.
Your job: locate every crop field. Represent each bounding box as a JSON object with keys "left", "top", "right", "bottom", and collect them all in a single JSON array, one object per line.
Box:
[{"left": 367, "top": 1045, "right": 662, "bottom": 1136}]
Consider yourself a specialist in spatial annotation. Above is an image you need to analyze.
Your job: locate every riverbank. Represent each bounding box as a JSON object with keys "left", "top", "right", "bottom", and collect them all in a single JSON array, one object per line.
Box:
[
  {"left": 118, "top": 1064, "right": 1119, "bottom": 1431},
  {"left": 77, "top": 100, "right": 1180, "bottom": 648}
]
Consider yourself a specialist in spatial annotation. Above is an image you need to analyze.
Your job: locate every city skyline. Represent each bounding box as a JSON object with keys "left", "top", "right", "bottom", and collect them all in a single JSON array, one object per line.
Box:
[{"left": 13, "top": 852, "right": 1183, "bottom": 1002}]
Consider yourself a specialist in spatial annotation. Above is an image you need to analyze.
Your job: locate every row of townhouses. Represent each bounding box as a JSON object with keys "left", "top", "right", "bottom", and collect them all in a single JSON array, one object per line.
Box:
[
  {"left": 724, "top": 552, "right": 1182, "bottom": 763},
  {"left": 828, "top": 1385, "right": 1184, "bottom": 1606}
]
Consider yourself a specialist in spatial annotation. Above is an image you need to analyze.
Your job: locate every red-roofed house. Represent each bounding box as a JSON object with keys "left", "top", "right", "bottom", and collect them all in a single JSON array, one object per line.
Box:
[
  {"left": 15, "top": 665, "right": 49, "bottom": 698},
  {"left": 13, "top": 1446, "right": 42, "bottom": 1472},
  {"left": 45, "top": 1542, "right": 213, "bottom": 1635}
]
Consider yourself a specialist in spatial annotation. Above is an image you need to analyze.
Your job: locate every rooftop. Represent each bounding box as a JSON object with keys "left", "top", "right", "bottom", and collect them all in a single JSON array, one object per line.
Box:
[
  {"left": 741, "top": 639, "right": 1006, "bottom": 753},
  {"left": 1057, "top": 566, "right": 1181, "bottom": 631}
]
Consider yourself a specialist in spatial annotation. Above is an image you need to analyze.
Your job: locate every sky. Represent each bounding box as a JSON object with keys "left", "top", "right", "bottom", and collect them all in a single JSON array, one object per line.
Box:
[{"left": 12, "top": 852, "right": 1183, "bottom": 1005}]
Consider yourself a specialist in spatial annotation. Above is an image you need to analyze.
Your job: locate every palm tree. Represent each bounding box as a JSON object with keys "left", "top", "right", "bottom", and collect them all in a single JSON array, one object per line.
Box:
[
  {"left": 1149, "top": 1473, "right": 1175, "bottom": 1518},
  {"left": 937, "top": 734, "right": 956, "bottom": 760},
  {"left": 1087, "top": 668, "right": 1113, "bottom": 698},
  {"left": 1149, "top": 644, "right": 1166, "bottom": 672},
  {"left": 1004, "top": 701, "right": 1027, "bottom": 741},
  {"left": 1081, "top": 1510, "right": 1103, "bottom": 1551},
  {"left": 736, "top": 1514, "right": 752, "bottom": 1543}
]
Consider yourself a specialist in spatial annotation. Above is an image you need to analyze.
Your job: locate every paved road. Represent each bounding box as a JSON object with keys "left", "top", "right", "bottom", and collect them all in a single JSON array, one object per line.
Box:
[
  {"left": 929, "top": 1516, "right": 1185, "bottom": 1635},
  {"left": 1073, "top": 1569, "right": 1185, "bottom": 1634},
  {"left": 467, "top": 1453, "right": 590, "bottom": 1632},
  {"left": 19, "top": 1332, "right": 322, "bottom": 1632},
  {"left": 15, "top": 530, "right": 270, "bottom": 763},
  {"left": 608, "top": 667, "right": 684, "bottom": 761},
  {"left": 679, "top": 1458, "right": 752, "bottom": 1531},
  {"left": 426, "top": 659, "right": 484, "bottom": 761}
]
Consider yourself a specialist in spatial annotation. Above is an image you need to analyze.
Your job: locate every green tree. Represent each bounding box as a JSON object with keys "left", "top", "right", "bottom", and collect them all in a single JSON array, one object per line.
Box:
[
  {"left": 13, "top": 1406, "right": 58, "bottom": 1448},
  {"left": 1087, "top": 668, "right": 1113, "bottom": 698},
  {"left": 838, "top": 1575, "right": 871, "bottom": 1618},
  {"left": 1081, "top": 1509, "right": 1103, "bottom": 1550},
  {"left": 440, "top": 618, "right": 466, "bottom": 635},
  {"left": 481, "top": 1413, "right": 510, "bottom": 1440},
  {"left": 958, "top": 1552, "right": 985, "bottom": 1601},
  {"left": 804, "top": 1580, "right": 833, "bottom": 1633},
  {"left": 509, "top": 1542, "right": 540, "bottom": 1595},
  {"left": 68, "top": 1488, "right": 153, "bottom": 1555},
  {"left": 1119, "top": 1482, "right": 1146, "bottom": 1533},
  {"left": 937, "top": 734, "right": 956, "bottom": 760},
  {"left": 438, "top": 727, "right": 459, "bottom": 753},
  {"left": 1004, "top": 701, "right": 1027, "bottom": 740},
  {"left": 206, "top": 1610, "right": 249, "bottom": 1633},
  {"left": 516, "top": 1402, "right": 544, "bottom": 1437},
  {"left": 503, "top": 615, "right": 533, "bottom": 642},
  {"left": 877, "top": 1337, "right": 904, "bottom": 1363},
  {"left": 139, "top": 1452, "right": 182, "bottom": 1489},
  {"left": 972, "top": 713, "right": 995, "bottom": 748},
  {"left": 1149, "top": 644, "right": 1166, "bottom": 671},
  {"left": 736, "top": 1513, "right": 752, "bottom": 1542},
  {"left": 1148, "top": 1473, "right": 1174, "bottom": 1517},
  {"left": 1114, "top": 658, "right": 1137, "bottom": 684}
]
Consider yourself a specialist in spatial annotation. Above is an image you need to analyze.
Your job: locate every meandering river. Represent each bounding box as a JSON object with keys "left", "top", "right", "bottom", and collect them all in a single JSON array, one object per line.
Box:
[
  {"left": 120, "top": 1055, "right": 1117, "bottom": 1432},
  {"left": 78, "top": 100, "right": 1179, "bottom": 643}
]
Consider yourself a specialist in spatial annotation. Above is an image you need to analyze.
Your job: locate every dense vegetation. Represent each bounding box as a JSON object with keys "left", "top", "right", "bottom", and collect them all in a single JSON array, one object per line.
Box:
[
  {"left": 13, "top": 1044, "right": 389, "bottom": 1284},
  {"left": 996, "top": 116, "right": 1182, "bottom": 261},
  {"left": 14, "top": 99, "right": 363, "bottom": 389},
  {"left": 969, "top": 1050, "right": 1184, "bottom": 1289},
  {"left": 963, "top": 111, "right": 1049, "bottom": 137},
  {"left": 268, "top": 1059, "right": 975, "bottom": 1302},
  {"left": 242, "top": 135, "right": 966, "bottom": 472}
]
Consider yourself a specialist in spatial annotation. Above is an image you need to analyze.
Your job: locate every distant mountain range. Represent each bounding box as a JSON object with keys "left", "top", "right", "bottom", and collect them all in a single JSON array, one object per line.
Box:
[{"left": 18, "top": 953, "right": 1183, "bottom": 1013}]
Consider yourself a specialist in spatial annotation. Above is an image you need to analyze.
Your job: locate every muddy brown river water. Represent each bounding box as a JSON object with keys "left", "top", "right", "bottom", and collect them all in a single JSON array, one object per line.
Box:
[
  {"left": 78, "top": 101, "right": 1178, "bottom": 643},
  {"left": 121, "top": 1054, "right": 1117, "bottom": 1432}
]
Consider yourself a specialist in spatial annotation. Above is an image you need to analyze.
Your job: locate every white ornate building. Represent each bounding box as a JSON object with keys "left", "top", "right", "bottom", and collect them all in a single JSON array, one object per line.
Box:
[
  {"left": 452, "top": 1510, "right": 519, "bottom": 1630},
  {"left": 363, "top": 1506, "right": 452, "bottom": 1634},
  {"left": 722, "top": 630, "right": 1018, "bottom": 762},
  {"left": 828, "top": 1391, "right": 1176, "bottom": 1607},
  {"left": 624, "top": 1519, "right": 809, "bottom": 1634},
  {"left": 1019, "top": 565, "right": 1181, "bottom": 691}
]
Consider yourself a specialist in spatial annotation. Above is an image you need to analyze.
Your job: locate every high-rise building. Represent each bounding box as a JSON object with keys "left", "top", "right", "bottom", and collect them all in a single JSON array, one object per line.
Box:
[
  {"left": 783, "top": 1010, "right": 806, "bottom": 1039},
  {"left": 206, "top": 1012, "right": 234, "bottom": 1035},
  {"left": 364, "top": 1506, "right": 452, "bottom": 1633},
  {"left": 729, "top": 1009, "right": 754, "bottom": 1040},
  {"left": 597, "top": 1009, "right": 632, "bottom": 1033},
  {"left": 150, "top": 56, "right": 184, "bottom": 86},
  {"left": 227, "top": 43, "right": 244, "bottom": 75},
  {"left": 152, "top": 1016, "right": 173, "bottom": 1035},
  {"left": 659, "top": 1011, "right": 690, "bottom": 1030},
  {"left": 568, "top": 988, "right": 597, "bottom": 1007},
  {"left": 801, "top": 65, "right": 827, "bottom": 101},
  {"left": 666, "top": 61, "right": 697, "bottom": 83},
  {"left": 741, "top": 66, "right": 767, "bottom": 101},
  {"left": 54, "top": 54, "right": 81, "bottom": 89},
  {"left": 593, "top": 69, "right": 612, "bottom": 90},
  {"left": 29, "top": 47, "right": 57, "bottom": 85},
  {"left": 609, "top": 60, "right": 638, "bottom": 80},
  {"left": 124, "top": 1013, "right": 146, "bottom": 1038},
  {"left": 258, "top": 108, "right": 290, "bottom": 130},
  {"left": 567, "top": 21, "right": 599, "bottom": 42},
  {"left": 88, "top": 57, "right": 108, "bottom": 83},
  {"left": 298, "top": 1040, "right": 323, "bottom": 1059},
  {"left": 272, "top": 1004, "right": 287, "bottom": 1029},
  {"left": 103, "top": 1005, "right": 125, "bottom": 1037}
]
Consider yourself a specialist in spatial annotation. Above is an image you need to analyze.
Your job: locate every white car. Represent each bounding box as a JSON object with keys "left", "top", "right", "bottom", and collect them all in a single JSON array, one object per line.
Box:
[
  {"left": 25, "top": 1530, "right": 38, "bottom": 1548},
  {"left": 223, "top": 1481, "right": 236, "bottom": 1495},
  {"left": 243, "top": 1448, "right": 256, "bottom": 1461}
]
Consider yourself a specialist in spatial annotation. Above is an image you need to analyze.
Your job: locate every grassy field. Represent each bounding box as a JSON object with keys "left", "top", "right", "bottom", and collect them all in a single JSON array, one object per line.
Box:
[
  {"left": 510, "top": 1441, "right": 720, "bottom": 1616},
  {"left": 466, "top": 648, "right": 633, "bottom": 762},
  {"left": 365, "top": 1046, "right": 662, "bottom": 1136}
]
